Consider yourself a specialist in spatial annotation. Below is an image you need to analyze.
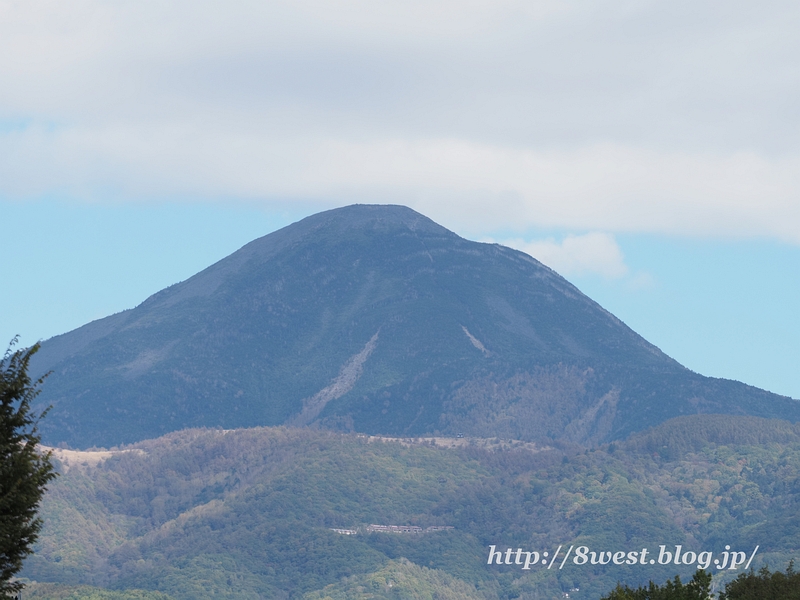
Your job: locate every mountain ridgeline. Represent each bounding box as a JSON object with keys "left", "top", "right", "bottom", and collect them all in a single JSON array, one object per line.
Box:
[
  {"left": 31, "top": 204, "right": 800, "bottom": 448},
  {"left": 24, "top": 417, "right": 800, "bottom": 599}
]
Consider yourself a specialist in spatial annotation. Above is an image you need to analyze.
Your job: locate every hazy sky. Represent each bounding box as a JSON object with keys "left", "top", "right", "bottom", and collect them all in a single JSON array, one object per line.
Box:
[{"left": 2, "top": 0, "right": 799, "bottom": 398}]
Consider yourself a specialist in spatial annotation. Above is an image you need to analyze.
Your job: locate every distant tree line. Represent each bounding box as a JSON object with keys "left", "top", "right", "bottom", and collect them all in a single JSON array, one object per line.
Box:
[
  {"left": 719, "top": 563, "right": 800, "bottom": 600},
  {"left": 600, "top": 564, "right": 800, "bottom": 600}
]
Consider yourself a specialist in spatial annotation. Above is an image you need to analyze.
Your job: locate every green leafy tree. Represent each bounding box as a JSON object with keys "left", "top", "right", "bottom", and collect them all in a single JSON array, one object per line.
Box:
[
  {"left": 600, "top": 570, "right": 712, "bottom": 600},
  {"left": 0, "top": 339, "right": 57, "bottom": 599},
  {"left": 719, "top": 562, "right": 800, "bottom": 600}
]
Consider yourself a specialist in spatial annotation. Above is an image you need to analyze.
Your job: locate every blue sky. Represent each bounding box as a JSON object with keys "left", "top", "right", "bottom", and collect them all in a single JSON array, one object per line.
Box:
[{"left": 1, "top": 0, "right": 799, "bottom": 398}]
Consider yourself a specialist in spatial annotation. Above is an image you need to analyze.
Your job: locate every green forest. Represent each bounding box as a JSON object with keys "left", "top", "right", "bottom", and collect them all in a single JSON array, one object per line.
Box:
[{"left": 20, "top": 415, "right": 800, "bottom": 599}]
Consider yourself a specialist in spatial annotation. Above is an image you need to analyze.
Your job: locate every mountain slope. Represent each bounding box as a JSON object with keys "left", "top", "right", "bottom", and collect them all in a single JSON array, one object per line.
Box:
[
  {"left": 24, "top": 420, "right": 800, "bottom": 599},
  {"left": 31, "top": 204, "right": 800, "bottom": 447}
]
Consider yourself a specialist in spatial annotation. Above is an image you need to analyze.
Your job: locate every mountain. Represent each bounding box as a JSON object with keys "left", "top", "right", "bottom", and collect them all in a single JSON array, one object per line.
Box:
[
  {"left": 24, "top": 418, "right": 800, "bottom": 599},
  {"left": 31, "top": 204, "right": 800, "bottom": 448}
]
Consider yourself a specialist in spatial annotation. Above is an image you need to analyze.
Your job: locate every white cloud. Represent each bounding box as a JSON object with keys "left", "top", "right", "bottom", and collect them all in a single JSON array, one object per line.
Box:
[
  {"left": 625, "top": 271, "right": 656, "bottom": 291},
  {"left": 2, "top": 0, "right": 800, "bottom": 243},
  {"left": 500, "top": 233, "right": 629, "bottom": 279},
  {"left": 4, "top": 130, "right": 799, "bottom": 242}
]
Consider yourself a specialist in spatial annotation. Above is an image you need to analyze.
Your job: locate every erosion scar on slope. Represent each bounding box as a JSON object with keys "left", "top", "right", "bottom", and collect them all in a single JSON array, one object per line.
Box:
[
  {"left": 461, "top": 325, "right": 490, "bottom": 355},
  {"left": 290, "top": 331, "right": 380, "bottom": 426}
]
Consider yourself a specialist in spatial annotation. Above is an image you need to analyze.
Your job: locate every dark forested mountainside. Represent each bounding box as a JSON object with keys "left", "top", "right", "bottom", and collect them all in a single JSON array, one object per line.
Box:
[
  {"left": 23, "top": 415, "right": 800, "bottom": 599},
  {"left": 22, "top": 583, "right": 174, "bottom": 599},
  {"left": 29, "top": 205, "right": 800, "bottom": 448}
]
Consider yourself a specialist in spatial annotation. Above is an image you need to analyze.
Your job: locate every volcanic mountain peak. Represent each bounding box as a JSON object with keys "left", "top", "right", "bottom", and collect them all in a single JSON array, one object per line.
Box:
[
  {"left": 31, "top": 204, "right": 800, "bottom": 448},
  {"left": 144, "top": 204, "right": 454, "bottom": 305}
]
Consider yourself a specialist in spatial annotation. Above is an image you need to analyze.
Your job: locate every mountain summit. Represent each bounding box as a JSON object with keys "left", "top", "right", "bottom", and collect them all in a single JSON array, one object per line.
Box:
[{"left": 32, "top": 204, "right": 799, "bottom": 447}]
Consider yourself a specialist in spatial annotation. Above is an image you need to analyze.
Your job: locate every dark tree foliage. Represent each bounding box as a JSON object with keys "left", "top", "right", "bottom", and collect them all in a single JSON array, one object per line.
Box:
[
  {"left": 719, "top": 562, "right": 800, "bottom": 600},
  {"left": 0, "top": 340, "right": 57, "bottom": 599},
  {"left": 600, "top": 570, "right": 712, "bottom": 600}
]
